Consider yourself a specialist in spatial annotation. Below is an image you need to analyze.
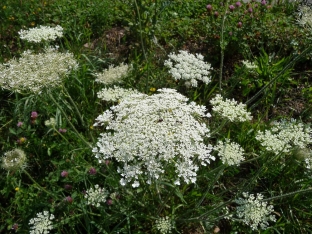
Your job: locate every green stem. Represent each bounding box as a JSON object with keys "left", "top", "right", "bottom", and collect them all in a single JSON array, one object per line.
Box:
[
  {"left": 210, "top": 119, "right": 228, "bottom": 136},
  {"left": 0, "top": 120, "right": 13, "bottom": 131},
  {"left": 262, "top": 188, "right": 312, "bottom": 202},
  {"left": 246, "top": 45, "right": 312, "bottom": 107},
  {"left": 62, "top": 87, "right": 85, "bottom": 128},
  {"left": 240, "top": 153, "right": 262, "bottom": 164},
  {"left": 76, "top": 208, "right": 101, "bottom": 217},
  {"left": 196, "top": 164, "right": 227, "bottom": 208},
  {"left": 186, "top": 200, "right": 232, "bottom": 221},
  {"left": 218, "top": 0, "right": 229, "bottom": 92},
  {"left": 23, "top": 170, "right": 57, "bottom": 198},
  {"left": 48, "top": 92, "right": 92, "bottom": 148},
  {"left": 53, "top": 127, "right": 71, "bottom": 145},
  {"left": 133, "top": 0, "right": 149, "bottom": 93},
  {"left": 62, "top": 87, "right": 95, "bottom": 143}
]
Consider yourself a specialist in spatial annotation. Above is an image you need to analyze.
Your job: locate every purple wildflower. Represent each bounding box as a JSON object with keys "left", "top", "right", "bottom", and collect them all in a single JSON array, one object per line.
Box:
[
  {"left": 65, "top": 196, "right": 73, "bottom": 203},
  {"left": 88, "top": 167, "right": 97, "bottom": 175},
  {"left": 64, "top": 184, "right": 73, "bottom": 190},
  {"left": 206, "top": 4, "right": 212, "bottom": 12},
  {"left": 235, "top": 1, "right": 242, "bottom": 7},
  {"left": 31, "top": 111, "right": 38, "bottom": 119},
  {"left": 61, "top": 170, "right": 69, "bottom": 177}
]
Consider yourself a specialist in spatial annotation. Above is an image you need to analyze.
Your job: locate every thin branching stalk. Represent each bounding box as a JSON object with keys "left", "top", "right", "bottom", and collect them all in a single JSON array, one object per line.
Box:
[
  {"left": 240, "top": 153, "right": 262, "bottom": 164},
  {"left": 53, "top": 126, "right": 71, "bottom": 145},
  {"left": 196, "top": 164, "right": 227, "bottom": 208},
  {"left": 218, "top": 0, "right": 229, "bottom": 91},
  {"left": 184, "top": 200, "right": 233, "bottom": 221},
  {"left": 48, "top": 92, "right": 92, "bottom": 148},
  {"left": 23, "top": 170, "right": 57, "bottom": 198},
  {"left": 62, "top": 87, "right": 95, "bottom": 142},
  {"left": 246, "top": 45, "right": 312, "bottom": 107},
  {"left": 262, "top": 188, "right": 312, "bottom": 202},
  {"left": 62, "top": 87, "right": 85, "bottom": 128},
  {"left": 210, "top": 119, "right": 228, "bottom": 136},
  {"left": 133, "top": 0, "right": 150, "bottom": 93},
  {"left": 0, "top": 119, "right": 13, "bottom": 131},
  {"left": 240, "top": 151, "right": 284, "bottom": 191}
]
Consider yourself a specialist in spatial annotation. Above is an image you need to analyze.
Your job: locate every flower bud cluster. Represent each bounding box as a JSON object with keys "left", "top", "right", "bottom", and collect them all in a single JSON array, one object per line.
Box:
[
  {"left": 29, "top": 211, "right": 55, "bottom": 234},
  {"left": 1, "top": 148, "right": 27, "bottom": 171},
  {"left": 164, "top": 50, "right": 213, "bottom": 87},
  {"left": 93, "top": 88, "right": 214, "bottom": 187},
  {"left": 84, "top": 184, "right": 108, "bottom": 207},
  {"left": 155, "top": 216, "right": 172, "bottom": 234},
  {"left": 18, "top": 25, "right": 63, "bottom": 43},
  {"left": 214, "top": 139, "right": 245, "bottom": 166},
  {"left": 0, "top": 47, "right": 78, "bottom": 93},
  {"left": 255, "top": 119, "right": 312, "bottom": 155},
  {"left": 210, "top": 94, "right": 252, "bottom": 122},
  {"left": 94, "top": 63, "right": 130, "bottom": 85},
  {"left": 235, "top": 193, "right": 276, "bottom": 230}
]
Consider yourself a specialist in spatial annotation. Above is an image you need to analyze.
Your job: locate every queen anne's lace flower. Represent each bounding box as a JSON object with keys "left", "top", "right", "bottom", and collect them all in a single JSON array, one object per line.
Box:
[
  {"left": 1, "top": 148, "right": 27, "bottom": 171},
  {"left": 242, "top": 60, "right": 257, "bottom": 70},
  {"left": 0, "top": 47, "right": 78, "bottom": 93},
  {"left": 84, "top": 184, "right": 108, "bottom": 207},
  {"left": 210, "top": 94, "right": 252, "bottom": 122},
  {"left": 235, "top": 193, "right": 276, "bottom": 230},
  {"left": 296, "top": 5, "right": 312, "bottom": 28},
  {"left": 155, "top": 216, "right": 173, "bottom": 234},
  {"left": 19, "top": 25, "right": 63, "bottom": 43},
  {"left": 256, "top": 119, "right": 312, "bottom": 155},
  {"left": 164, "top": 50, "right": 213, "bottom": 87},
  {"left": 94, "top": 63, "right": 130, "bottom": 85},
  {"left": 93, "top": 88, "right": 214, "bottom": 187},
  {"left": 214, "top": 139, "right": 245, "bottom": 166},
  {"left": 97, "top": 86, "right": 141, "bottom": 102},
  {"left": 44, "top": 118, "right": 56, "bottom": 128},
  {"left": 29, "top": 210, "right": 55, "bottom": 234}
]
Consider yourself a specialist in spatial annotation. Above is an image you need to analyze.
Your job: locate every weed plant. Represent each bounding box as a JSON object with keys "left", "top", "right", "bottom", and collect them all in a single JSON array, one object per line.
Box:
[{"left": 1, "top": 0, "right": 312, "bottom": 233}]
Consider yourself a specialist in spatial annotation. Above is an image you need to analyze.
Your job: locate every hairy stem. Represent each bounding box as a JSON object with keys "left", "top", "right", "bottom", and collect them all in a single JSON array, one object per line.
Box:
[{"left": 263, "top": 188, "right": 312, "bottom": 202}]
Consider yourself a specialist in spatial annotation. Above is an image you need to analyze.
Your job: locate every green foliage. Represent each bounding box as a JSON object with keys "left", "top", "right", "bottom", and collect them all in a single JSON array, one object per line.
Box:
[{"left": 1, "top": 0, "right": 312, "bottom": 233}]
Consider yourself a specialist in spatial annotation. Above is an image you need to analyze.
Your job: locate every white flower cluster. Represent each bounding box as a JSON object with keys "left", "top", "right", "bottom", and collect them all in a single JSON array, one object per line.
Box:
[
  {"left": 1, "top": 148, "right": 27, "bottom": 171},
  {"left": 296, "top": 5, "right": 312, "bottom": 28},
  {"left": 97, "top": 86, "right": 141, "bottom": 102},
  {"left": 0, "top": 47, "right": 78, "bottom": 93},
  {"left": 210, "top": 94, "right": 252, "bottom": 122},
  {"left": 256, "top": 120, "right": 312, "bottom": 155},
  {"left": 214, "top": 139, "right": 245, "bottom": 166},
  {"left": 19, "top": 25, "right": 63, "bottom": 43},
  {"left": 242, "top": 60, "right": 257, "bottom": 70},
  {"left": 155, "top": 216, "right": 172, "bottom": 234},
  {"left": 235, "top": 193, "right": 276, "bottom": 230},
  {"left": 93, "top": 88, "right": 214, "bottom": 187},
  {"left": 94, "top": 63, "right": 130, "bottom": 85},
  {"left": 84, "top": 184, "right": 108, "bottom": 207},
  {"left": 293, "top": 148, "right": 312, "bottom": 170},
  {"left": 29, "top": 210, "right": 55, "bottom": 234},
  {"left": 44, "top": 118, "right": 57, "bottom": 128},
  {"left": 305, "top": 156, "right": 312, "bottom": 169},
  {"left": 164, "top": 50, "right": 213, "bottom": 87}
]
